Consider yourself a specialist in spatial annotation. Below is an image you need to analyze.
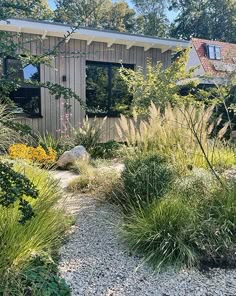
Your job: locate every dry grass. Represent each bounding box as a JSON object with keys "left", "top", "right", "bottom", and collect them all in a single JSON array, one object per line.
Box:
[
  {"left": 0, "top": 105, "right": 18, "bottom": 152},
  {"left": 116, "top": 103, "right": 235, "bottom": 170},
  {"left": 67, "top": 160, "right": 120, "bottom": 199}
]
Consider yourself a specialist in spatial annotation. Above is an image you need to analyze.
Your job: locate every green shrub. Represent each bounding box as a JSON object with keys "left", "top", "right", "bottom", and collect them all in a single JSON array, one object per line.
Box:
[
  {"left": 120, "top": 167, "right": 236, "bottom": 270},
  {"left": 195, "top": 182, "right": 236, "bottom": 268},
  {"left": 122, "top": 197, "right": 199, "bottom": 270},
  {"left": 0, "top": 162, "right": 38, "bottom": 224},
  {"left": 90, "top": 140, "right": 123, "bottom": 159},
  {"left": 120, "top": 153, "right": 175, "bottom": 209},
  {"left": 3, "top": 255, "right": 71, "bottom": 296},
  {"left": 119, "top": 51, "right": 199, "bottom": 117},
  {"left": 174, "top": 168, "right": 216, "bottom": 201},
  {"left": 0, "top": 161, "right": 69, "bottom": 283}
]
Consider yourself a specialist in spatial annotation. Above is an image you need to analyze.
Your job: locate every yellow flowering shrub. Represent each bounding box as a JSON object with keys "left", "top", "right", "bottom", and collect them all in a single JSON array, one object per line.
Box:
[{"left": 9, "top": 144, "right": 57, "bottom": 165}]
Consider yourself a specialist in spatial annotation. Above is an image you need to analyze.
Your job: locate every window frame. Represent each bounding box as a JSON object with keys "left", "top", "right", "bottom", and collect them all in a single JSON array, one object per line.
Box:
[
  {"left": 206, "top": 44, "right": 222, "bottom": 60},
  {"left": 86, "top": 60, "right": 134, "bottom": 117},
  {"left": 3, "top": 57, "right": 42, "bottom": 118}
]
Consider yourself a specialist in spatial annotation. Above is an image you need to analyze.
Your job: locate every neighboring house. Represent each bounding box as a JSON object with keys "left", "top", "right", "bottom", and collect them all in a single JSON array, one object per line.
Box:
[
  {"left": 0, "top": 18, "right": 189, "bottom": 141},
  {"left": 187, "top": 38, "right": 236, "bottom": 86}
]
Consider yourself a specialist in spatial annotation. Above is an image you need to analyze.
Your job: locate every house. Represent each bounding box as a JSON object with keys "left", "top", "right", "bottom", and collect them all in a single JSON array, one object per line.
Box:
[
  {"left": 187, "top": 38, "right": 236, "bottom": 86},
  {"left": 0, "top": 18, "right": 189, "bottom": 141}
]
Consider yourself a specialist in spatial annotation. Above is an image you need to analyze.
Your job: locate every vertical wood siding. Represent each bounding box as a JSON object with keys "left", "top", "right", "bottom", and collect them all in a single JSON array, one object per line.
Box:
[{"left": 14, "top": 34, "right": 172, "bottom": 141}]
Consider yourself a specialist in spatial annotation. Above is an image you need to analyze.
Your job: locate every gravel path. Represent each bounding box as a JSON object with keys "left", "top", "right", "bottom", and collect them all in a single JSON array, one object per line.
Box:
[{"left": 55, "top": 171, "right": 236, "bottom": 296}]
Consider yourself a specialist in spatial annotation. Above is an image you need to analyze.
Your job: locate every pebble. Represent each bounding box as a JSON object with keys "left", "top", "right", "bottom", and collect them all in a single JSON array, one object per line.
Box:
[{"left": 58, "top": 193, "right": 236, "bottom": 296}]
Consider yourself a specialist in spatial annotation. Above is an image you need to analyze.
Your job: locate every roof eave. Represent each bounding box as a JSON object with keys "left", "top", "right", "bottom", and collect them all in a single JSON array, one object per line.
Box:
[{"left": 0, "top": 18, "right": 189, "bottom": 52}]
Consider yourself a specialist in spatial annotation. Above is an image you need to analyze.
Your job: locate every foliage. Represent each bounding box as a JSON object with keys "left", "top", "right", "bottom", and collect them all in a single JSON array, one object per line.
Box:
[
  {"left": 0, "top": 2, "right": 86, "bottom": 114},
  {"left": 0, "top": 162, "right": 38, "bottom": 224},
  {"left": 69, "top": 159, "right": 94, "bottom": 175},
  {"left": 196, "top": 181, "right": 236, "bottom": 268},
  {"left": 90, "top": 140, "right": 123, "bottom": 159},
  {"left": 0, "top": 161, "right": 69, "bottom": 284},
  {"left": 0, "top": 0, "right": 53, "bottom": 20},
  {"left": 72, "top": 116, "right": 106, "bottom": 152},
  {"left": 115, "top": 100, "right": 236, "bottom": 270},
  {"left": 120, "top": 166, "right": 236, "bottom": 270},
  {"left": 102, "top": 1, "right": 137, "bottom": 32},
  {"left": 68, "top": 160, "right": 120, "bottom": 199},
  {"left": 116, "top": 103, "right": 235, "bottom": 172},
  {"left": 3, "top": 255, "right": 71, "bottom": 296},
  {"left": 54, "top": 0, "right": 109, "bottom": 25},
  {"left": 9, "top": 143, "right": 57, "bottom": 165},
  {"left": 170, "top": 0, "right": 236, "bottom": 43},
  {"left": 119, "top": 153, "right": 175, "bottom": 210},
  {"left": 2, "top": 121, "right": 38, "bottom": 145},
  {"left": 131, "top": 0, "right": 169, "bottom": 36},
  {"left": 121, "top": 196, "right": 198, "bottom": 270},
  {"left": 0, "top": 104, "right": 18, "bottom": 152},
  {"left": 37, "top": 132, "right": 64, "bottom": 155},
  {"left": 54, "top": 0, "right": 137, "bottom": 33},
  {"left": 174, "top": 168, "right": 216, "bottom": 200},
  {"left": 119, "top": 51, "right": 202, "bottom": 116}
]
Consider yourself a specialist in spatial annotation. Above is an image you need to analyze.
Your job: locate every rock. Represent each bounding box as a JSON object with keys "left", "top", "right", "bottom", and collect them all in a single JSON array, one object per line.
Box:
[{"left": 57, "top": 145, "right": 89, "bottom": 168}]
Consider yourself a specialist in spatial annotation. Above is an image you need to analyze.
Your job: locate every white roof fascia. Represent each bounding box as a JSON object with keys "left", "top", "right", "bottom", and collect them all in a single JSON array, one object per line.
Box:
[{"left": 0, "top": 19, "right": 189, "bottom": 51}]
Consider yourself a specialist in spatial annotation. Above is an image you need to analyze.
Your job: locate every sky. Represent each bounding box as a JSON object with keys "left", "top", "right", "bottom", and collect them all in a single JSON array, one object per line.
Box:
[{"left": 48, "top": 0, "right": 177, "bottom": 21}]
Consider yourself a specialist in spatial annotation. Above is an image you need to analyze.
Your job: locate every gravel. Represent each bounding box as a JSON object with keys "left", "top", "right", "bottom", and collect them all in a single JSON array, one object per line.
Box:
[{"left": 55, "top": 171, "right": 236, "bottom": 296}]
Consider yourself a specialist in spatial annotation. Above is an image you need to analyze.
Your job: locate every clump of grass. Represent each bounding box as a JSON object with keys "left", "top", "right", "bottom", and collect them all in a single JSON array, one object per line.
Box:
[
  {"left": 122, "top": 196, "right": 199, "bottom": 270},
  {"left": 0, "top": 104, "right": 18, "bottom": 152},
  {"left": 120, "top": 167, "right": 236, "bottom": 270},
  {"left": 37, "top": 131, "right": 62, "bottom": 154},
  {"left": 72, "top": 116, "right": 107, "bottom": 152},
  {"left": 174, "top": 168, "right": 217, "bottom": 200},
  {"left": 116, "top": 152, "right": 175, "bottom": 211},
  {"left": 196, "top": 181, "right": 236, "bottom": 268},
  {"left": 116, "top": 103, "right": 235, "bottom": 171},
  {"left": 0, "top": 161, "right": 70, "bottom": 281},
  {"left": 68, "top": 167, "right": 120, "bottom": 199},
  {"left": 69, "top": 159, "right": 94, "bottom": 175}
]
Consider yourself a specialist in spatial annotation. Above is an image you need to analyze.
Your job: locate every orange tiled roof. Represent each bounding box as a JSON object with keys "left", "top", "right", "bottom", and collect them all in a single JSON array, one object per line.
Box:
[{"left": 192, "top": 38, "right": 236, "bottom": 77}]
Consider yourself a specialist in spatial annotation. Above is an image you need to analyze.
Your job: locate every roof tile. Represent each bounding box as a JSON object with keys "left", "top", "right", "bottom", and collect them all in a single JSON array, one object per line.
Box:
[{"left": 192, "top": 38, "right": 236, "bottom": 77}]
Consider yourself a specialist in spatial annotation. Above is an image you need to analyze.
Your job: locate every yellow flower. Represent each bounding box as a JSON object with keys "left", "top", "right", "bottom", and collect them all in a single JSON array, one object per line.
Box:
[{"left": 9, "top": 144, "right": 57, "bottom": 165}]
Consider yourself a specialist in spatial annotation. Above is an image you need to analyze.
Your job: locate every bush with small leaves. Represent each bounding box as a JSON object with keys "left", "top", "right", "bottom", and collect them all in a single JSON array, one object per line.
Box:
[
  {"left": 0, "top": 162, "right": 38, "bottom": 224},
  {"left": 4, "top": 255, "right": 71, "bottom": 296}
]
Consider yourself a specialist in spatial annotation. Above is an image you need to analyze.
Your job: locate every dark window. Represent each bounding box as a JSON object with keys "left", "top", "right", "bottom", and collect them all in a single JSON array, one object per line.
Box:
[
  {"left": 206, "top": 45, "right": 221, "bottom": 60},
  {"left": 4, "top": 58, "right": 41, "bottom": 116},
  {"left": 86, "top": 61, "right": 134, "bottom": 116}
]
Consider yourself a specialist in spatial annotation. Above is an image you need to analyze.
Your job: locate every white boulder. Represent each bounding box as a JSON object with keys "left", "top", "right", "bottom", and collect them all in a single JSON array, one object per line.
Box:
[{"left": 57, "top": 145, "right": 89, "bottom": 168}]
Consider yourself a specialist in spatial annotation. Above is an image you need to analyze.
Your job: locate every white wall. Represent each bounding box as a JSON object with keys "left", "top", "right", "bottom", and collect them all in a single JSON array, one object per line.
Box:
[{"left": 186, "top": 43, "right": 205, "bottom": 76}]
